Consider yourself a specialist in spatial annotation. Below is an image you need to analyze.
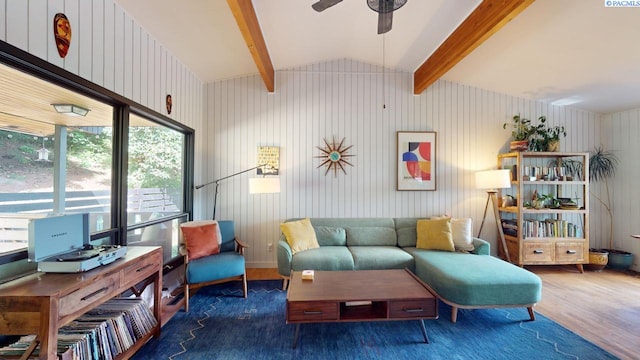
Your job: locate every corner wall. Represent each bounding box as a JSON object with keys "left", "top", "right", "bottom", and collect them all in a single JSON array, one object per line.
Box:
[
  {"left": 204, "top": 58, "right": 602, "bottom": 268},
  {"left": 602, "top": 109, "right": 640, "bottom": 271}
]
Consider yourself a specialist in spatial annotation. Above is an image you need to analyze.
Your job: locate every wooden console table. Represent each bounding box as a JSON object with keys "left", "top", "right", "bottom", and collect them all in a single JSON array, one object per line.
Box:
[{"left": 0, "top": 246, "right": 162, "bottom": 359}]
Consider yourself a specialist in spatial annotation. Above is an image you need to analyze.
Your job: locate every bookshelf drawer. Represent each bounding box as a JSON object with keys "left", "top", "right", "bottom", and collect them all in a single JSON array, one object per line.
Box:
[
  {"left": 59, "top": 272, "right": 120, "bottom": 317},
  {"left": 389, "top": 299, "right": 437, "bottom": 319},
  {"left": 556, "top": 242, "right": 585, "bottom": 262},
  {"left": 522, "top": 242, "right": 554, "bottom": 262},
  {"left": 287, "top": 301, "right": 338, "bottom": 322}
]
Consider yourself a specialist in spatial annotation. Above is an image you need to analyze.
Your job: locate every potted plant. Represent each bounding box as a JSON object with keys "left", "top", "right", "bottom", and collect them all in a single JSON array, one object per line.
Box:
[
  {"left": 556, "top": 148, "right": 619, "bottom": 271},
  {"left": 528, "top": 116, "right": 566, "bottom": 152},
  {"left": 588, "top": 146, "right": 633, "bottom": 270},
  {"left": 503, "top": 114, "right": 537, "bottom": 151}
]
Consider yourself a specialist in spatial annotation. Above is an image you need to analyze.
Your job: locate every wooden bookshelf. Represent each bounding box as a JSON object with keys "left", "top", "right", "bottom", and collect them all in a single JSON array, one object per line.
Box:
[
  {"left": 497, "top": 152, "right": 589, "bottom": 272},
  {"left": 0, "top": 246, "right": 162, "bottom": 359}
]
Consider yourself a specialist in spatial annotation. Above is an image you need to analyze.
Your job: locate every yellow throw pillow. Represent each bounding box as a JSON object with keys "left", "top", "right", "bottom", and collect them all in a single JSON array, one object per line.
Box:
[
  {"left": 416, "top": 218, "right": 455, "bottom": 252},
  {"left": 280, "top": 218, "right": 320, "bottom": 255}
]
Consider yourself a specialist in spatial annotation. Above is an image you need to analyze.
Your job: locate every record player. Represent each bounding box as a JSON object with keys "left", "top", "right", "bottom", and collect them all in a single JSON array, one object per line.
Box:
[{"left": 28, "top": 213, "right": 127, "bottom": 273}]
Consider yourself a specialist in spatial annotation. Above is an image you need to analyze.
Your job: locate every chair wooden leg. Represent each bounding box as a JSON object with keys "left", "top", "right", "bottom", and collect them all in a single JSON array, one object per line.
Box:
[
  {"left": 184, "top": 284, "right": 190, "bottom": 313},
  {"left": 281, "top": 276, "right": 289, "bottom": 290},
  {"left": 451, "top": 307, "right": 458, "bottom": 323},
  {"left": 527, "top": 307, "right": 535, "bottom": 321},
  {"left": 242, "top": 272, "right": 248, "bottom": 298}
]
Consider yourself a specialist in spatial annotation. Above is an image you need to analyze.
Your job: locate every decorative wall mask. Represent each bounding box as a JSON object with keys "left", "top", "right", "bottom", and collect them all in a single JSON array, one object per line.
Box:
[
  {"left": 53, "top": 13, "right": 72, "bottom": 58},
  {"left": 315, "top": 137, "right": 354, "bottom": 177},
  {"left": 166, "top": 94, "right": 172, "bottom": 114}
]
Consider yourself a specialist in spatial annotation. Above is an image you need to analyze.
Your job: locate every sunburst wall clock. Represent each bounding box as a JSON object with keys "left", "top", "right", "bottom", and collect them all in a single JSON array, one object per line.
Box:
[{"left": 315, "top": 137, "right": 355, "bottom": 177}]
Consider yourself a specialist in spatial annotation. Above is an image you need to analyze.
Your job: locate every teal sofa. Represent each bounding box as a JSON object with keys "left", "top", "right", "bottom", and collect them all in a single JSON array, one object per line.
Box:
[{"left": 277, "top": 218, "right": 542, "bottom": 322}]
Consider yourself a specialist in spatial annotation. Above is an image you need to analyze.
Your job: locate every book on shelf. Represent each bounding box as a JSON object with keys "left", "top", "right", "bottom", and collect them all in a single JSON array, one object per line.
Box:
[
  {"left": 0, "top": 298, "right": 157, "bottom": 360},
  {"left": 501, "top": 219, "right": 518, "bottom": 237},
  {"left": 501, "top": 218, "right": 583, "bottom": 239}
]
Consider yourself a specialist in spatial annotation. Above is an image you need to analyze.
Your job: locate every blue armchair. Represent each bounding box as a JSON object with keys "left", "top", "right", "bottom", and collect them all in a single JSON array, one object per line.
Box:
[{"left": 180, "top": 220, "right": 248, "bottom": 312}]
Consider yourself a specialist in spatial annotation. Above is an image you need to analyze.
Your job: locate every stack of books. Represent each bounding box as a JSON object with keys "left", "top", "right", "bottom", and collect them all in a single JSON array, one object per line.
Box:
[
  {"left": 501, "top": 219, "right": 518, "bottom": 237},
  {"left": 0, "top": 298, "right": 157, "bottom": 359}
]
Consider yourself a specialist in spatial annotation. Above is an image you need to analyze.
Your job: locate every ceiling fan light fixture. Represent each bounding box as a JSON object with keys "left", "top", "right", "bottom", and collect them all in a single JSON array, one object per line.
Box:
[
  {"left": 52, "top": 103, "right": 90, "bottom": 117},
  {"left": 367, "top": 0, "right": 407, "bottom": 13}
]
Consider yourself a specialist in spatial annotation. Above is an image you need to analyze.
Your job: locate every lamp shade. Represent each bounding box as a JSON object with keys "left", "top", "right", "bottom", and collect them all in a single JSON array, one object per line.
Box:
[
  {"left": 249, "top": 178, "right": 280, "bottom": 194},
  {"left": 475, "top": 169, "right": 511, "bottom": 190}
]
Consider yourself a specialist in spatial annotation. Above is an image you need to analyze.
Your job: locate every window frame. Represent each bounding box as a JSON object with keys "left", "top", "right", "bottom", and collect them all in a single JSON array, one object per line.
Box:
[{"left": 0, "top": 40, "right": 194, "bottom": 266}]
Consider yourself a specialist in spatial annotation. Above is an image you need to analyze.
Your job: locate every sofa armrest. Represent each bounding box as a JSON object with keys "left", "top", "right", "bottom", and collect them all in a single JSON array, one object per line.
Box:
[
  {"left": 471, "top": 237, "right": 490, "bottom": 255},
  {"left": 277, "top": 238, "right": 293, "bottom": 277}
]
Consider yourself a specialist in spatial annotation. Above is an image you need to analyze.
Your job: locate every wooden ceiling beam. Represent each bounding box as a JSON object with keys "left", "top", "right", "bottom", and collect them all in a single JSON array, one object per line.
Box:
[
  {"left": 227, "top": 0, "right": 275, "bottom": 92},
  {"left": 413, "top": 0, "right": 535, "bottom": 95}
]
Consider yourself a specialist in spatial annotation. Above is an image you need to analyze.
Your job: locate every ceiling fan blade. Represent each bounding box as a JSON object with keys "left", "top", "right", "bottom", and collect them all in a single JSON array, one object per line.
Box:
[
  {"left": 312, "top": 0, "right": 343, "bottom": 12},
  {"left": 377, "top": 10, "right": 393, "bottom": 34}
]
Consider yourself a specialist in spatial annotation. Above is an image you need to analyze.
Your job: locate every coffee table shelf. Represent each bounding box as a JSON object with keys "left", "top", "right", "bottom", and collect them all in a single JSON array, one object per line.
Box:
[{"left": 340, "top": 301, "right": 387, "bottom": 320}]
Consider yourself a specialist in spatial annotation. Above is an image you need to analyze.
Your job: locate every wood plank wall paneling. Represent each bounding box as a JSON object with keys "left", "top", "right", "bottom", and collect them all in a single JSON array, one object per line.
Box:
[
  {"left": 3, "top": 1, "right": 635, "bottom": 270},
  {"left": 1, "top": 0, "right": 206, "bottom": 218},
  {"left": 204, "top": 58, "right": 606, "bottom": 268},
  {"left": 604, "top": 109, "right": 640, "bottom": 269}
]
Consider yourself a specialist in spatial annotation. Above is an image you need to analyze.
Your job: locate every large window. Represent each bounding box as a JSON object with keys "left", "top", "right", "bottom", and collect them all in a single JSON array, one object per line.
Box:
[
  {"left": 0, "top": 63, "right": 115, "bottom": 257},
  {"left": 125, "top": 114, "right": 188, "bottom": 263},
  {"left": 0, "top": 43, "right": 194, "bottom": 275}
]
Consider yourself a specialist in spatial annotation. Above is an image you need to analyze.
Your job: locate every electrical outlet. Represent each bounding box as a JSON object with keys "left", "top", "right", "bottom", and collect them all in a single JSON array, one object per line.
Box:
[{"left": 268, "top": 243, "right": 273, "bottom": 252}]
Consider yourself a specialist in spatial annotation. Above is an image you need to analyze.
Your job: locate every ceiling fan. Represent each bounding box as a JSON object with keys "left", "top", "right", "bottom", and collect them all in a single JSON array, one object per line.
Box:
[{"left": 312, "top": 0, "right": 408, "bottom": 34}]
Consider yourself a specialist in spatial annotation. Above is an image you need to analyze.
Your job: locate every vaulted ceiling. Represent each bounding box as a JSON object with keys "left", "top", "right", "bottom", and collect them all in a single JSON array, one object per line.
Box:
[{"left": 115, "top": 0, "right": 640, "bottom": 114}]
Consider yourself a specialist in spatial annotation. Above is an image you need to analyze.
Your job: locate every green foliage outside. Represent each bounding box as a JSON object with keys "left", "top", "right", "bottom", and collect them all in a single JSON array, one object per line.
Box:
[
  {"left": 67, "top": 129, "right": 112, "bottom": 168},
  {"left": 1, "top": 127, "right": 183, "bottom": 198},
  {"left": 127, "top": 126, "right": 183, "bottom": 198}
]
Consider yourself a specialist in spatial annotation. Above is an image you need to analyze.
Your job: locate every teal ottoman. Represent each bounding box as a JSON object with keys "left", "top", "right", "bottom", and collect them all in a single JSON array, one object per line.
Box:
[{"left": 410, "top": 249, "right": 542, "bottom": 322}]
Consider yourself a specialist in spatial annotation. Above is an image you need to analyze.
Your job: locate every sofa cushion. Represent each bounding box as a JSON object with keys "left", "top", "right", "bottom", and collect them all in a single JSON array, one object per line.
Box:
[
  {"left": 412, "top": 250, "right": 542, "bottom": 306},
  {"left": 180, "top": 222, "right": 220, "bottom": 260},
  {"left": 394, "top": 218, "right": 420, "bottom": 248},
  {"left": 416, "top": 218, "right": 455, "bottom": 252},
  {"left": 310, "top": 218, "right": 395, "bottom": 229},
  {"left": 280, "top": 218, "right": 320, "bottom": 255},
  {"left": 451, "top": 218, "right": 475, "bottom": 251},
  {"left": 314, "top": 226, "right": 346, "bottom": 246},
  {"left": 349, "top": 246, "right": 414, "bottom": 271},
  {"left": 396, "top": 227, "right": 417, "bottom": 248},
  {"left": 346, "top": 227, "right": 397, "bottom": 246},
  {"left": 186, "top": 252, "right": 245, "bottom": 284},
  {"left": 291, "top": 246, "right": 355, "bottom": 271}
]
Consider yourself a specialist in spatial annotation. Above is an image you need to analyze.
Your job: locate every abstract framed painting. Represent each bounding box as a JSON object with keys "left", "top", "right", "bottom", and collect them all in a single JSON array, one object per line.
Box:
[{"left": 397, "top": 131, "right": 437, "bottom": 191}]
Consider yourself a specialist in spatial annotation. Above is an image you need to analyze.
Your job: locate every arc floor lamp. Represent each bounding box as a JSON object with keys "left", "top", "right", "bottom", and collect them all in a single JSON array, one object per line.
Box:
[
  {"left": 476, "top": 169, "right": 512, "bottom": 262},
  {"left": 195, "top": 164, "right": 280, "bottom": 220}
]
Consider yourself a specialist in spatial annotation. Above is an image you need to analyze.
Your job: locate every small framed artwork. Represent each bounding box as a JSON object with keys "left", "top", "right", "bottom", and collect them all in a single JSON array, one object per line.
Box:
[
  {"left": 397, "top": 131, "right": 437, "bottom": 191},
  {"left": 257, "top": 146, "right": 279, "bottom": 175}
]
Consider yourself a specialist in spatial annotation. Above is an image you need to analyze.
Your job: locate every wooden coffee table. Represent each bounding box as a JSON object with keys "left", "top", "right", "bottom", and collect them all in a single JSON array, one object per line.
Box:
[{"left": 286, "top": 269, "right": 438, "bottom": 348}]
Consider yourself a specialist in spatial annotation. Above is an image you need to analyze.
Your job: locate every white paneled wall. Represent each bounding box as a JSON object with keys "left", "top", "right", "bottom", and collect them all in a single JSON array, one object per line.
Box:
[
  {"left": 602, "top": 109, "right": 640, "bottom": 270},
  {"left": 205, "top": 58, "right": 602, "bottom": 268},
  {"left": 1, "top": 0, "right": 207, "bottom": 218}
]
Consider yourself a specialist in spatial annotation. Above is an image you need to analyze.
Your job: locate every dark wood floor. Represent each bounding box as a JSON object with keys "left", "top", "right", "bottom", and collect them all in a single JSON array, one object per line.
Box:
[{"left": 247, "top": 266, "right": 640, "bottom": 360}]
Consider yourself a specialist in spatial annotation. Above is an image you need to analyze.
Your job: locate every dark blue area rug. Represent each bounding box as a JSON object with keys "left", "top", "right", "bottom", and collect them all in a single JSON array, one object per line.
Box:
[{"left": 133, "top": 280, "right": 616, "bottom": 360}]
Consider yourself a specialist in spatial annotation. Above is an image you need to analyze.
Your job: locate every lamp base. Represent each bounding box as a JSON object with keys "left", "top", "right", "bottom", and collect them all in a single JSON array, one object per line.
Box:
[{"left": 478, "top": 191, "right": 511, "bottom": 263}]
